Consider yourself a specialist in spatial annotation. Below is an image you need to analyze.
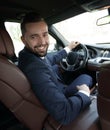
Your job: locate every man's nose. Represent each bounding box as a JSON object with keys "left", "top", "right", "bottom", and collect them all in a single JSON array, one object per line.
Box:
[{"left": 38, "top": 36, "right": 45, "bottom": 45}]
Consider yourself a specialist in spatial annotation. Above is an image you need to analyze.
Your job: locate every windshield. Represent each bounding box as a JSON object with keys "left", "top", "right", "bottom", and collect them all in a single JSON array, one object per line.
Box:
[{"left": 53, "top": 9, "right": 110, "bottom": 44}]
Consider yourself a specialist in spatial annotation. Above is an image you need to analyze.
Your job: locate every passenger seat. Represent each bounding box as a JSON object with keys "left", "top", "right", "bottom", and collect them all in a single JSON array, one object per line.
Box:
[{"left": 97, "top": 62, "right": 110, "bottom": 130}]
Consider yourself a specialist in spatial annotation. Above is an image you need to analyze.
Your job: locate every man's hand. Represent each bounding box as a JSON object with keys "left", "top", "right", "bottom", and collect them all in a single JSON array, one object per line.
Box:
[
  {"left": 77, "top": 84, "right": 90, "bottom": 96},
  {"left": 67, "top": 41, "right": 80, "bottom": 51}
]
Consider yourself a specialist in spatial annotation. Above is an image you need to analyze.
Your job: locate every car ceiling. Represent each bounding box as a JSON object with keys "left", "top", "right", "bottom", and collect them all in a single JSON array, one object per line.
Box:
[{"left": 1, "top": 0, "right": 110, "bottom": 25}]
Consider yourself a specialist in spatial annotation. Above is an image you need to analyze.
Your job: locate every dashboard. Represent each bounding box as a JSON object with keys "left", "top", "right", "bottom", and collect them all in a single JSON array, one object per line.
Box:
[
  {"left": 86, "top": 43, "right": 110, "bottom": 59},
  {"left": 85, "top": 43, "right": 110, "bottom": 71}
]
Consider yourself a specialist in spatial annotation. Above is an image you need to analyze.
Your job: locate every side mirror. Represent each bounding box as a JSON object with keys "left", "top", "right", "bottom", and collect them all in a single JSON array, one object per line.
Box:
[{"left": 96, "top": 15, "right": 110, "bottom": 26}]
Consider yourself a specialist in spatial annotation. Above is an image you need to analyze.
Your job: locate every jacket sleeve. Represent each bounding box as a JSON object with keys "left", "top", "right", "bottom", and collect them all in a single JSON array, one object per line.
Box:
[
  {"left": 47, "top": 49, "right": 67, "bottom": 65},
  {"left": 25, "top": 61, "right": 91, "bottom": 125}
]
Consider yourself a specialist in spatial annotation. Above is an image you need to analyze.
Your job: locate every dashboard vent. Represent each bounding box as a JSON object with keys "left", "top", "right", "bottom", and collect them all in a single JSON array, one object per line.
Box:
[{"left": 103, "top": 50, "right": 109, "bottom": 57}]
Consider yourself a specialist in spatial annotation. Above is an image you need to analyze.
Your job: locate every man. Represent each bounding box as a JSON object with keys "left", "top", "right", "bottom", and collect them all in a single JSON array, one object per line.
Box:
[{"left": 18, "top": 12, "right": 93, "bottom": 125}]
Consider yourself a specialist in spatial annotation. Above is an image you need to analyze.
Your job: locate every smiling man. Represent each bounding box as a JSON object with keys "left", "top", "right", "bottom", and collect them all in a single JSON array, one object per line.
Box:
[{"left": 18, "top": 12, "right": 93, "bottom": 125}]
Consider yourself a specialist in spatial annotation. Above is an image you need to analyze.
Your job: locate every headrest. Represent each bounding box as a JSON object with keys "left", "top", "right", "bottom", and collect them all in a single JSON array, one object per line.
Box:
[{"left": 0, "top": 28, "right": 15, "bottom": 58}]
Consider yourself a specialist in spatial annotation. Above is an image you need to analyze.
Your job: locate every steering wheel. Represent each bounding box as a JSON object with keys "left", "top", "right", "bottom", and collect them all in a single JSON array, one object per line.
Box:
[{"left": 60, "top": 43, "right": 89, "bottom": 71}]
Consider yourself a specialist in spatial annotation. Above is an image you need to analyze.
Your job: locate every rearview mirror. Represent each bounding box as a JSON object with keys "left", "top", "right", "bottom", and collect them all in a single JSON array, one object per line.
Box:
[{"left": 96, "top": 15, "right": 110, "bottom": 26}]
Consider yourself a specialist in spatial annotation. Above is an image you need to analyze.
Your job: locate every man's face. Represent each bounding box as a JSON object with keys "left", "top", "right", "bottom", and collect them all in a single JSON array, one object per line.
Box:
[{"left": 21, "top": 21, "right": 49, "bottom": 57}]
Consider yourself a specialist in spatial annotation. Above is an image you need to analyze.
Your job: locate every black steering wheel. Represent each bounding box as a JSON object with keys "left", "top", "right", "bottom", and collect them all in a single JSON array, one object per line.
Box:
[{"left": 60, "top": 43, "right": 89, "bottom": 71}]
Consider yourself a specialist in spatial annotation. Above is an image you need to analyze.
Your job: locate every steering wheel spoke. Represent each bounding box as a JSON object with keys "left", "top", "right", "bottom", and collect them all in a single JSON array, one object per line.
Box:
[{"left": 60, "top": 43, "right": 88, "bottom": 71}]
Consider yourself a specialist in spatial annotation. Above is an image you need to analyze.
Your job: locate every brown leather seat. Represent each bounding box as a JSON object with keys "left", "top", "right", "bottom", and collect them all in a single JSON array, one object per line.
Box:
[
  {"left": 0, "top": 28, "right": 48, "bottom": 130},
  {"left": 97, "top": 62, "right": 110, "bottom": 130},
  {"left": 0, "top": 28, "right": 100, "bottom": 130}
]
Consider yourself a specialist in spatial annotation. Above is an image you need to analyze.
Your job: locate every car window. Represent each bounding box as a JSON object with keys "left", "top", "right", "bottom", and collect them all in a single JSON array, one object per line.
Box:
[
  {"left": 5, "top": 22, "right": 23, "bottom": 56},
  {"left": 53, "top": 9, "right": 110, "bottom": 44},
  {"left": 5, "top": 9, "right": 110, "bottom": 57},
  {"left": 5, "top": 22, "right": 57, "bottom": 56}
]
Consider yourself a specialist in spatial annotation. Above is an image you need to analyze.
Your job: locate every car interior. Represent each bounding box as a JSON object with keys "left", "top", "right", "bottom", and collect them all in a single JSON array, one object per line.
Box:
[{"left": 0, "top": 0, "right": 110, "bottom": 130}]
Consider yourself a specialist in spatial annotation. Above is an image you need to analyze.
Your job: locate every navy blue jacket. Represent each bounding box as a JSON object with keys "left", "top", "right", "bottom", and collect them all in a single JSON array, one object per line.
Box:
[{"left": 18, "top": 47, "right": 91, "bottom": 125}]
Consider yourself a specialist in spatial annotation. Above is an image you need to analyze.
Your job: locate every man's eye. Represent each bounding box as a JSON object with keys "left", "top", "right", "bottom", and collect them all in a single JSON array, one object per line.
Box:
[
  {"left": 43, "top": 33, "right": 48, "bottom": 37},
  {"left": 31, "top": 36, "right": 36, "bottom": 39}
]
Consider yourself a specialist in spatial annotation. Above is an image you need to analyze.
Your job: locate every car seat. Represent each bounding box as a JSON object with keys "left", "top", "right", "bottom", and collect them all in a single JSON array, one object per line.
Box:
[
  {"left": 97, "top": 62, "right": 110, "bottom": 130},
  {"left": 0, "top": 28, "right": 100, "bottom": 130},
  {"left": 0, "top": 28, "right": 48, "bottom": 130}
]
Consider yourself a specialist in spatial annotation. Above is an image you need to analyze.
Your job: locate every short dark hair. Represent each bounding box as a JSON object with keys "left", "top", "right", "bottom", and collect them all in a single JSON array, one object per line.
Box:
[{"left": 21, "top": 12, "right": 46, "bottom": 35}]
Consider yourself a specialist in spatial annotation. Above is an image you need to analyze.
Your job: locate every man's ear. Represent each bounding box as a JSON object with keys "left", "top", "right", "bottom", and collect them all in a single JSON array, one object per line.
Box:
[{"left": 21, "top": 36, "right": 25, "bottom": 45}]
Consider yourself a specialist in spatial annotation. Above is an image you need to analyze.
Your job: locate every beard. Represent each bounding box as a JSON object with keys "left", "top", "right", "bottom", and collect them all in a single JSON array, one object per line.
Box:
[
  {"left": 34, "top": 48, "right": 48, "bottom": 57},
  {"left": 25, "top": 42, "right": 49, "bottom": 57},
  {"left": 34, "top": 44, "right": 48, "bottom": 57}
]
